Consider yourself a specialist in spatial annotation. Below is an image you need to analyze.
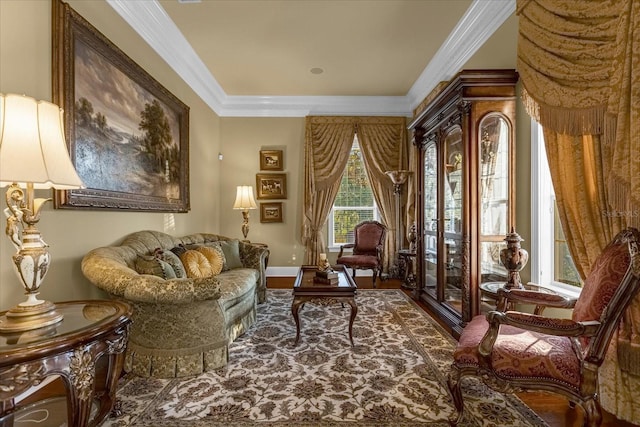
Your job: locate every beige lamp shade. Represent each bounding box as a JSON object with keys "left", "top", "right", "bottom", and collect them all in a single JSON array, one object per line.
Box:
[
  {"left": 233, "top": 185, "right": 257, "bottom": 210},
  {"left": 0, "top": 93, "right": 84, "bottom": 190}
]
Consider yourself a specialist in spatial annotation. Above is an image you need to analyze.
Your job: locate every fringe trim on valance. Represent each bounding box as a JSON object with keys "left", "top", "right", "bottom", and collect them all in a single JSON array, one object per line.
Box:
[{"left": 522, "top": 88, "right": 608, "bottom": 137}]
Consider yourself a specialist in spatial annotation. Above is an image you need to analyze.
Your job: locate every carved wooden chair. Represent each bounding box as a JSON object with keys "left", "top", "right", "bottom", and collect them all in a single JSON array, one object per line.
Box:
[
  {"left": 336, "top": 220, "right": 387, "bottom": 287},
  {"left": 448, "top": 227, "right": 640, "bottom": 427}
]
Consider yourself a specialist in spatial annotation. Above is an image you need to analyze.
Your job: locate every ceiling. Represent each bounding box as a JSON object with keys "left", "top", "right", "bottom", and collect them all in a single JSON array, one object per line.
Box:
[{"left": 107, "top": 0, "right": 516, "bottom": 117}]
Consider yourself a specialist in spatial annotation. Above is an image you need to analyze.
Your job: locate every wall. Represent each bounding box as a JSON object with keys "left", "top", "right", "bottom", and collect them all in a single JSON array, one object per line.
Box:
[
  {"left": 0, "top": 0, "right": 221, "bottom": 308},
  {"left": 219, "top": 117, "right": 306, "bottom": 271}
]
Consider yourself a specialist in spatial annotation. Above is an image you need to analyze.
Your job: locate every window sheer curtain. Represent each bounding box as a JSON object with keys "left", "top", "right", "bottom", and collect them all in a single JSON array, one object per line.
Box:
[
  {"left": 518, "top": 0, "right": 640, "bottom": 421},
  {"left": 301, "top": 116, "right": 409, "bottom": 274}
]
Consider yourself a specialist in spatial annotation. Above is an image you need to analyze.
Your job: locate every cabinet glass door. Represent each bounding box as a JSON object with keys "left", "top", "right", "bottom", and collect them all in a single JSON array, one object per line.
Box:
[
  {"left": 479, "top": 114, "right": 510, "bottom": 284},
  {"left": 443, "top": 127, "right": 463, "bottom": 314},
  {"left": 423, "top": 141, "right": 438, "bottom": 297}
]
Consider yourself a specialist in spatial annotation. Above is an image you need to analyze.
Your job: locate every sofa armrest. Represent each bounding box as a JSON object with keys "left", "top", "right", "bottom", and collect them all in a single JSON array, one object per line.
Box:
[
  {"left": 81, "top": 249, "right": 221, "bottom": 304},
  {"left": 239, "top": 241, "right": 269, "bottom": 303}
]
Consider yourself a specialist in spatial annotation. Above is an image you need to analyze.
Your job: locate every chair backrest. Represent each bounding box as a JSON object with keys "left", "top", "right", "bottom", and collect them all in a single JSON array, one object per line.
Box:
[
  {"left": 353, "top": 220, "right": 387, "bottom": 256},
  {"left": 571, "top": 228, "right": 640, "bottom": 362}
]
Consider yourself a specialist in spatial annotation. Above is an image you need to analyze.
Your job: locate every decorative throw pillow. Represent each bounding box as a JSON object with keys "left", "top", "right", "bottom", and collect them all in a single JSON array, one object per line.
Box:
[
  {"left": 180, "top": 249, "right": 213, "bottom": 278},
  {"left": 170, "top": 244, "right": 187, "bottom": 258},
  {"left": 134, "top": 255, "right": 177, "bottom": 280},
  {"left": 206, "top": 242, "right": 228, "bottom": 271},
  {"left": 154, "top": 248, "right": 187, "bottom": 279},
  {"left": 219, "top": 239, "right": 243, "bottom": 270},
  {"left": 196, "top": 246, "right": 224, "bottom": 275}
]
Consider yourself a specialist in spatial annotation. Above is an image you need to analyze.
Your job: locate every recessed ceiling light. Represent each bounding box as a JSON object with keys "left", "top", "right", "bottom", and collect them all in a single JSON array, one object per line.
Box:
[
  {"left": 310, "top": 67, "right": 324, "bottom": 75},
  {"left": 178, "top": 0, "right": 201, "bottom": 3}
]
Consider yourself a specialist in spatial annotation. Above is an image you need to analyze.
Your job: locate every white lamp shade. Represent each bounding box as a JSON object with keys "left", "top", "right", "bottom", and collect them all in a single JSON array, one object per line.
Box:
[
  {"left": 0, "top": 93, "right": 84, "bottom": 189},
  {"left": 233, "top": 185, "right": 257, "bottom": 210}
]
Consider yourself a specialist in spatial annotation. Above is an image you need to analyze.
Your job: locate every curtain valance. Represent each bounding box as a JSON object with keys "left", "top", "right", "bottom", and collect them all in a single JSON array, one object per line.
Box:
[{"left": 517, "top": 0, "right": 621, "bottom": 136}]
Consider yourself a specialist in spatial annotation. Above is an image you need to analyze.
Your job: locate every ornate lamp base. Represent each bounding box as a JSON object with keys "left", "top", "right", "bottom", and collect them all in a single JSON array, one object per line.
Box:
[{"left": 0, "top": 300, "right": 63, "bottom": 333}]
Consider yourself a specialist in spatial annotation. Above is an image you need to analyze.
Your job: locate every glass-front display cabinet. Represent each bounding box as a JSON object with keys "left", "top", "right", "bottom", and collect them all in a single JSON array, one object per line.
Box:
[{"left": 409, "top": 69, "right": 518, "bottom": 336}]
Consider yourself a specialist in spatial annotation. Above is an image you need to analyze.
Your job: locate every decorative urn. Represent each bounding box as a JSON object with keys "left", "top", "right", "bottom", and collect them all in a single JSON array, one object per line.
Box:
[{"left": 500, "top": 227, "right": 529, "bottom": 289}]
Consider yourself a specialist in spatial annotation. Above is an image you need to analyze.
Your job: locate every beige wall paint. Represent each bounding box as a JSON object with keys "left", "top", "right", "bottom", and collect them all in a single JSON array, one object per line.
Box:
[
  {"left": 219, "top": 117, "right": 306, "bottom": 269},
  {"left": 0, "top": 0, "right": 221, "bottom": 308}
]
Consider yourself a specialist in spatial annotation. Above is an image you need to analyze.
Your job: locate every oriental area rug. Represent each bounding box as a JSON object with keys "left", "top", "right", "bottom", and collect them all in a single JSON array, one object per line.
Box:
[{"left": 103, "top": 289, "right": 547, "bottom": 427}]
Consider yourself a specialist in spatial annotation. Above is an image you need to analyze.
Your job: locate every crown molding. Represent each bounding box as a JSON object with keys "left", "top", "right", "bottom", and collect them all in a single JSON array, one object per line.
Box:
[
  {"left": 107, "top": 0, "right": 515, "bottom": 118},
  {"left": 406, "top": 0, "right": 516, "bottom": 110}
]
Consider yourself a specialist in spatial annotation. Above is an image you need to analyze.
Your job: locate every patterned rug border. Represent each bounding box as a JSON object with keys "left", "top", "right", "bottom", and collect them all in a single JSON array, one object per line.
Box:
[
  {"left": 105, "top": 289, "right": 548, "bottom": 427},
  {"left": 381, "top": 289, "right": 548, "bottom": 426}
]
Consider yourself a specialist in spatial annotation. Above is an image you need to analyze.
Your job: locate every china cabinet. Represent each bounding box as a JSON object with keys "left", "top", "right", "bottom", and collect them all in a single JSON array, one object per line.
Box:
[{"left": 409, "top": 69, "right": 518, "bottom": 336}]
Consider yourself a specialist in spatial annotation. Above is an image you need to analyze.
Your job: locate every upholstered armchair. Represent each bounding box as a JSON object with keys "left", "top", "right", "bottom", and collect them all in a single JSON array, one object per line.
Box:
[
  {"left": 448, "top": 228, "right": 640, "bottom": 427},
  {"left": 336, "top": 220, "right": 387, "bottom": 287}
]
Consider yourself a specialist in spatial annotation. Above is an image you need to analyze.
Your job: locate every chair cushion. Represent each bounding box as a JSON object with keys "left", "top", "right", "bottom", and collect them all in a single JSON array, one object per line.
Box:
[
  {"left": 337, "top": 254, "right": 380, "bottom": 269},
  {"left": 454, "top": 315, "right": 581, "bottom": 388},
  {"left": 354, "top": 224, "right": 383, "bottom": 254},
  {"left": 572, "top": 240, "right": 630, "bottom": 323}
]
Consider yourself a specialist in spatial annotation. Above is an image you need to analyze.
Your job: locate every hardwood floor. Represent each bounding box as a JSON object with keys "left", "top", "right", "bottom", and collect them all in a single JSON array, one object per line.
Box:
[{"left": 268, "top": 275, "right": 640, "bottom": 427}]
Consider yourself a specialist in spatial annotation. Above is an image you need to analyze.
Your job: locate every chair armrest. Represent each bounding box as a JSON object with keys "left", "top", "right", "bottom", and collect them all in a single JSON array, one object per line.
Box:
[
  {"left": 478, "top": 310, "right": 600, "bottom": 358},
  {"left": 338, "top": 243, "right": 355, "bottom": 258},
  {"left": 496, "top": 287, "right": 576, "bottom": 311}
]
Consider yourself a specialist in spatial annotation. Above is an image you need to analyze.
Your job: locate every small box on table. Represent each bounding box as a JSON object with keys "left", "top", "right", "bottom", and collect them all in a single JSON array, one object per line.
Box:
[{"left": 314, "top": 269, "right": 339, "bottom": 285}]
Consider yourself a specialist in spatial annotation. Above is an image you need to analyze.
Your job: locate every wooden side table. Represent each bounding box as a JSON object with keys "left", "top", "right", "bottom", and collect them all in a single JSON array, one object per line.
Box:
[
  {"left": 479, "top": 282, "right": 577, "bottom": 315},
  {"left": 0, "top": 300, "right": 132, "bottom": 427}
]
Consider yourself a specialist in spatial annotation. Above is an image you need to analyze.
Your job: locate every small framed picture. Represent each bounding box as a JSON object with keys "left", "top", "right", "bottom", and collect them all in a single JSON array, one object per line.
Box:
[
  {"left": 256, "top": 173, "right": 287, "bottom": 199},
  {"left": 259, "top": 150, "right": 283, "bottom": 171},
  {"left": 260, "top": 202, "right": 283, "bottom": 223}
]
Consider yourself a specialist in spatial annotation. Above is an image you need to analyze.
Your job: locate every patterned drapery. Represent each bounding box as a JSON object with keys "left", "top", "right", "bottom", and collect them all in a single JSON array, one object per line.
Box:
[
  {"left": 518, "top": 0, "right": 640, "bottom": 422},
  {"left": 301, "top": 116, "right": 409, "bottom": 272}
]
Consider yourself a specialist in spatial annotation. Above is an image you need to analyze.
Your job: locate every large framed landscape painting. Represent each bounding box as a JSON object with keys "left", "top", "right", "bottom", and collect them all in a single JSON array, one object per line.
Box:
[{"left": 52, "top": 0, "right": 190, "bottom": 212}]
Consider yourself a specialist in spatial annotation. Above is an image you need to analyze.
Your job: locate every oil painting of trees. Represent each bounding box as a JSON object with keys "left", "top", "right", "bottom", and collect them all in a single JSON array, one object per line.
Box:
[{"left": 53, "top": 0, "right": 189, "bottom": 212}]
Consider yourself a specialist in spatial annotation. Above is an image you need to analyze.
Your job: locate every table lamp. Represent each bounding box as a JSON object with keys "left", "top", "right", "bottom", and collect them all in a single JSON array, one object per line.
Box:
[
  {"left": 233, "top": 185, "right": 257, "bottom": 239},
  {"left": 0, "top": 93, "right": 84, "bottom": 332}
]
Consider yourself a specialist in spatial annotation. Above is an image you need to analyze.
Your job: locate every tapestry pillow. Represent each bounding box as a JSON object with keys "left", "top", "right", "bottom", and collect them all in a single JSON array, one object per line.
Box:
[
  {"left": 196, "top": 246, "right": 224, "bottom": 276},
  {"left": 154, "top": 248, "right": 187, "bottom": 279},
  {"left": 134, "top": 255, "right": 177, "bottom": 280},
  {"left": 170, "top": 244, "right": 188, "bottom": 258},
  {"left": 180, "top": 250, "right": 213, "bottom": 278},
  {"left": 219, "top": 239, "right": 243, "bottom": 270}
]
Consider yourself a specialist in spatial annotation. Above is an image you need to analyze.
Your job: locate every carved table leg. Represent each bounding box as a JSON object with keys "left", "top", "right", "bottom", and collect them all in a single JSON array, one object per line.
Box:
[
  {"left": 291, "top": 298, "right": 304, "bottom": 346},
  {"left": 347, "top": 297, "right": 358, "bottom": 346}
]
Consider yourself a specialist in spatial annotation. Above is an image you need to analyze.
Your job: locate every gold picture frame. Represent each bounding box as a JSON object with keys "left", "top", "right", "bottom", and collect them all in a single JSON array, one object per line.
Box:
[
  {"left": 259, "top": 150, "right": 283, "bottom": 171},
  {"left": 52, "top": 0, "right": 190, "bottom": 212},
  {"left": 260, "top": 202, "right": 283, "bottom": 223},
  {"left": 256, "top": 173, "right": 287, "bottom": 199}
]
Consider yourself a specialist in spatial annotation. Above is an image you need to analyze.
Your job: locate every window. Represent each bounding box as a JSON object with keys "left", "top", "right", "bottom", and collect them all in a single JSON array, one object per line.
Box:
[
  {"left": 531, "top": 121, "right": 581, "bottom": 294},
  {"left": 328, "top": 136, "right": 378, "bottom": 248}
]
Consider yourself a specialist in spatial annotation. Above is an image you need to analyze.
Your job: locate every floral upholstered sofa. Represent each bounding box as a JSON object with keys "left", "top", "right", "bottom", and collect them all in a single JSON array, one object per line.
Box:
[{"left": 81, "top": 230, "right": 269, "bottom": 378}]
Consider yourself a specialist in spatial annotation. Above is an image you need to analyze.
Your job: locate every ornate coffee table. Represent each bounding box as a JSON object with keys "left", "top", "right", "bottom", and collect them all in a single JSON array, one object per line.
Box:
[{"left": 292, "top": 265, "right": 357, "bottom": 346}]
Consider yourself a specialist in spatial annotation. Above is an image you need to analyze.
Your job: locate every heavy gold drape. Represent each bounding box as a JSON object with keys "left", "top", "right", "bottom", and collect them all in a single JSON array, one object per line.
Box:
[
  {"left": 302, "top": 117, "right": 354, "bottom": 264},
  {"left": 518, "top": 0, "right": 640, "bottom": 422},
  {"left": 302, "top": 116, "right": 409, "bottom": 271},
  {"left": 357, "top": 117, "right": 408, "bottom": 273}
]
